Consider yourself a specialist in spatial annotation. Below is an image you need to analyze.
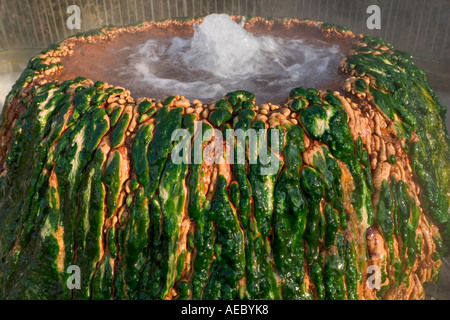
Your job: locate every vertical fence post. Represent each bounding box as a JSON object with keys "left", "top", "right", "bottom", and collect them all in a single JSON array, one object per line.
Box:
[
  {"left": 103, "top": 0, "right": 109, "bottom": 25},
  {"left": 66, "top": 0, "right": 71, "bottom": 33},
  {"left": 0, "top": 8, "right": 9, "bottom": 49},
  {"left": 390, "top": 0, "right": 401, "bottom": 47},
  {"left": 36, "top": 0, "right": 49, "bottom": 46},
  {"left": 151, "top": 0, "right": 155, "bottom": 21},
  {"left": 133, "top": 0, "right": 138, "bottom": 22},
  {"left": 48, "top": 0, "right": 61, "bottom": 41},
  {"left": 21, "top": 3, "right": 34, "bottom": 46},
  {"left": 14, "top": 1, "right": 27, "bottom": 46},
  {"left": 175, "top": 0, "right": 180, "bottom": 17},
  {"left": 26, "top": 0, "right": 39, "bottom": 46},
  {"left": 43, "top": 3, "right": 55, "bottom": 44},
  {"left": 406, "top": 0, "right": 417, "bottom": 54},
  {"left": 3, "top": 0, "right": 19, "bottom": 48},
  {"left": 383, "top": 0, "right": 393, "bottom": 41},
  {"left": 167, "top": 0, "right": 171, "bottom": 19},
  {"left": 430, "top": 1, "right": 443, "bottom": 54},
  {"left": 413, "top": 0, "right": 426, "bottom": 53},
  {"left": 110, "top": 0, "right": 115, "bottom": 25},
  {"left": 94, "top": 0, "right": 102, "bottom": 26},
  {"left": 346, "top": 0, "right": 352, "bottom": 29},
  {"left": 141, "top": 0, "right": 146, "bottom": 21},
  {"left": 86, "top": 0, "right": 95, "bottom": 30},
  {"left": 118, "top": 0, "right": 124, "bottom": 26},
  {"left": 57, "top": 0, "right": 68, "bottom": 39},
  {"left": 440, "top": 17, "right": 450, "bottom": 59},
  {"left": 126, "top": 0, "right": 131, "bottom": 24}
]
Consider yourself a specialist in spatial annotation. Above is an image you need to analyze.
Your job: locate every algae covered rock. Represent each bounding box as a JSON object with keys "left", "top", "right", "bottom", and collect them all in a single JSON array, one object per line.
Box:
[{"left": 0, "top": 16, "right": 448, "bottom": 300}]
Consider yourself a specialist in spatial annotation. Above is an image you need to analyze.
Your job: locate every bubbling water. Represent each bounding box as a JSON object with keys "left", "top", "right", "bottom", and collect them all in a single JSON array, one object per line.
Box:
[
  {"left": 117, "top": 14, "right": 346, "bottom": 103},
  {"left": 182, "top": 14, "right": 279, "bottom": 77}
]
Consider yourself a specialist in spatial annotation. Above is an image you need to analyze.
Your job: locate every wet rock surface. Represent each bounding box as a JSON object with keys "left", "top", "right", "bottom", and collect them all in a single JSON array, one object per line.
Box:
[{"left": 0, "top": 15, "right": 449, "bottom": 300}]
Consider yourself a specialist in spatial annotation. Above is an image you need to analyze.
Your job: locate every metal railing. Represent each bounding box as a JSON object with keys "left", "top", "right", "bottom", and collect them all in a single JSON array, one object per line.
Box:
[{"left": 0, "top": 0, "right": 449, "bottom": 64}]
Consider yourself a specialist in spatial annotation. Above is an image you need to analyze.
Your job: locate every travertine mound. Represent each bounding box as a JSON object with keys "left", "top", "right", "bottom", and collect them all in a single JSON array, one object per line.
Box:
[{"left": 0, "top": 16, "right": 448, "bottom": 300}]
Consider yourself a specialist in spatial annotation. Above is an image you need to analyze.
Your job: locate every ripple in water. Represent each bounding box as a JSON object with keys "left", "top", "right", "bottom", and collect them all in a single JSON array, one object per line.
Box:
[{"left": 119, "top": 14, "right": 345, "bottom": 103}]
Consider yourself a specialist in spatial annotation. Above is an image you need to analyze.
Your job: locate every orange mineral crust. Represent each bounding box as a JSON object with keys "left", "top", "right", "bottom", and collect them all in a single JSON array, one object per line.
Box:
[{"left": 0, "top": 15, "right": 447, "bottom": 300}]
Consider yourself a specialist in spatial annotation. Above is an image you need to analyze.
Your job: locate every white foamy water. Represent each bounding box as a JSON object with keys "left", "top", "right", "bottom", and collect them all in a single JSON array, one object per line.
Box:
[{"left": 119, "top": 14, "right": 345, "bottom": 102}]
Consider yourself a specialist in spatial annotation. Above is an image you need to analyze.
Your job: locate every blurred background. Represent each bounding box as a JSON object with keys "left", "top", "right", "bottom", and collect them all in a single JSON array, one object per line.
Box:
[
  {"left": 2, "top": 0, "right": 448, "bottom": 128},
  {"left": 0, "top": 1, "right": 449, "bottom": 117},
  {"left": 0, "top": 0, "right": 449, "bottom": 299}
]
